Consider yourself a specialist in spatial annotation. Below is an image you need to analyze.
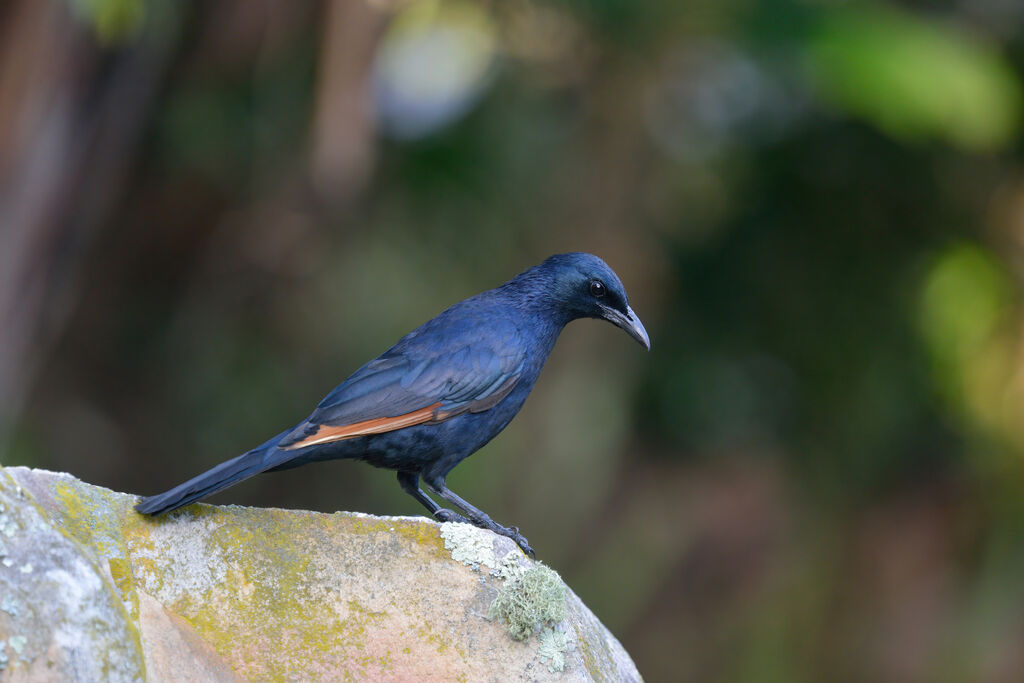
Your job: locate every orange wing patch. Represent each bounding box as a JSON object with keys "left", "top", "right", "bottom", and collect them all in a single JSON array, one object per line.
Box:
[{"left": 283, "top": 402, "right": 442, "bottom": 451}]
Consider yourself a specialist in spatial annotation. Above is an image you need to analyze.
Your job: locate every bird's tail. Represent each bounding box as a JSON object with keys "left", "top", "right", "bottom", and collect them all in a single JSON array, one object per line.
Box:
[{"left": 134, "top": 429, "right": 292, "bottom": 515}]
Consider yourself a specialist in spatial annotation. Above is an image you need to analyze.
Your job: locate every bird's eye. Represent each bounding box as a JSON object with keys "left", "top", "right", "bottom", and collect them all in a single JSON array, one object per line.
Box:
[{"left": 589, "top": 280, "right": 606, "bottom": 298}]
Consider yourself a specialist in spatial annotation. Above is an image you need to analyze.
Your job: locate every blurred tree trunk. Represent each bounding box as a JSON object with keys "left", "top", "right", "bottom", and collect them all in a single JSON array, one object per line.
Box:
[
  {"left": 0, "top": 1, "right": 179, "bottom": 441},
  {"left": 310, "top": 0, "right": 388, "bottom": 205}
]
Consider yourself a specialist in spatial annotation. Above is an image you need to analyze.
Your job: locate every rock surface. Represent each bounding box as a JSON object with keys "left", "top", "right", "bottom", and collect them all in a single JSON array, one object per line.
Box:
[{"left": 0, "top": 467, "right": 640, "bottom": 681}]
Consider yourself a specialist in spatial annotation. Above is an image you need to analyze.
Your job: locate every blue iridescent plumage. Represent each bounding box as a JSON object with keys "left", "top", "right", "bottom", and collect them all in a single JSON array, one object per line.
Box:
[{"left": 136, "top": 253, "right": 649, "bottom": 556}]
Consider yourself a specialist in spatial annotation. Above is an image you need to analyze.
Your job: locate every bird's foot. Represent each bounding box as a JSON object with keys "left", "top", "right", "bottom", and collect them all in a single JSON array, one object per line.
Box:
[
  {"left": 434, "top": 508, "right": 472, "bottom": 525},
  {"left": 436, "top": 508, "right": 535, "bottom": 558}
]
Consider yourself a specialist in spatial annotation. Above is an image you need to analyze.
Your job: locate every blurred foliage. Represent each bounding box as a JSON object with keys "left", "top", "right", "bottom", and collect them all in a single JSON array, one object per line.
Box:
[
  {"left": 919, "top": 244, "right": 1013, "bottom": 424},
  {"left": 808, "top": 4, "right": 1022, "bottom": 151},
  {"left": 5, "top": 0, "right": 1024, "bottom": 680},
  {"left": 69, "top": 0, "right": 145, "bottom": 43}
]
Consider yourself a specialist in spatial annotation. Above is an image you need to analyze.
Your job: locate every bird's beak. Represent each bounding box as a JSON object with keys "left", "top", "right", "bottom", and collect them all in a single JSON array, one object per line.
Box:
[{"left": 600, "top": 304, "right": 651, "bottom": 350}]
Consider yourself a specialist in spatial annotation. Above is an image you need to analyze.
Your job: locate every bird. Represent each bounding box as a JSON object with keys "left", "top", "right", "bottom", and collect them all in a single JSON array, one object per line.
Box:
[{"left": 135, "top": 252, "right": 649, "bottom": 557}]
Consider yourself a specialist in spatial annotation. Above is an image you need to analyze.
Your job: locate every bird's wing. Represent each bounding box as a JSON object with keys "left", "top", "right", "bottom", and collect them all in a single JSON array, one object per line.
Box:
[{"left": 277, "top": 338, "right": 525, "bottom": 451}]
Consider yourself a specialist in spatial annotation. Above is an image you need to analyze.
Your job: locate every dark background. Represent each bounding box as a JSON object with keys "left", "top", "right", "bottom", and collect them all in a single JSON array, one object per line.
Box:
[{"left": 4, "top": 0, "right": 1024, "bottom": 680}]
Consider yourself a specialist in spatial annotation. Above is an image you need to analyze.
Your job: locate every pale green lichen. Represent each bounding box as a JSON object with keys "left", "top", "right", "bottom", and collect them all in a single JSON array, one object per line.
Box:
[
  {"left": 439, "top": 522, "right": 497, "bottom": 569},
  {"left": 439, "top": 522, "right": 571, "bottom": 667},
  {"left": 7, "top": 636, "right": 26, "bottom": 656},
  {"left": 1, "top": 511, "right": 18, "bottom": 537},
  {"left": 488, "top": 564, "right": 566, "bottom": 641},
  {"left": 1, "top": 594, "right": 20, "bottom": 616},
  {"left": 537, "top": 627, "right": 569, "bottom": 673},
  {"left": 495, "top": 553, "right": 526, "bottom": 581}
]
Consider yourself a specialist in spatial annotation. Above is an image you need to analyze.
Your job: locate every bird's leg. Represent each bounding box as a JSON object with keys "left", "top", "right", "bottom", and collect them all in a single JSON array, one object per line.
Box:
[
  {"left": 396, "top": 471, "right": 470, "bottom": 525},
  {"left": 423, "top": 477, "right": 535, "bottom": 558}
]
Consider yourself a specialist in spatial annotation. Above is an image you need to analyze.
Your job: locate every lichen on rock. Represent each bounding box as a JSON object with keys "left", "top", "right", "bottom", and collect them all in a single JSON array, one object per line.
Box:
[
  {"left": 489, "top": 563, "right": 567, "bottom": 641},
  {"left": 0, "top": 468, "right": 145, "bottom": 681},
  {"left": 1, "top": 466, "right": 641, "bottom": 682},
  {"left": 538, "top": 626, "right": 571, "bottom": 673},
  {"left": 440, "top": 521, "right": 498, "bottom": 569},
  {"left": 440, "top": 520, "right": 573, "bottom": 672}
]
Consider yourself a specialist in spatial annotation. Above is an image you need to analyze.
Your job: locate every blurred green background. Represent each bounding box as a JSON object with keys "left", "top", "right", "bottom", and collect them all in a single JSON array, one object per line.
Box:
[{"left": 3, "top": 0, "right": 1024, "bottom": 679}]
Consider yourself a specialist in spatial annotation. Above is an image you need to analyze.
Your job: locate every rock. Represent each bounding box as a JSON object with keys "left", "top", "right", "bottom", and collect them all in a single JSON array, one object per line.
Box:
[{"left": 0, "top": 467, "right": 641, "bottom": 681}]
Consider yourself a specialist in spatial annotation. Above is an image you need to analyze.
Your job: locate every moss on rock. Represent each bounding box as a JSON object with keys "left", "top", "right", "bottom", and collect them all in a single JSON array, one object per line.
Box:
[{"left": 2, "top": 466, "right": 641, "bottom": 681}]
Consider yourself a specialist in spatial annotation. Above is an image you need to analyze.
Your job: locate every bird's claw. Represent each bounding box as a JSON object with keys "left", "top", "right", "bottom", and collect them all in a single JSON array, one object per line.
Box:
[{"left": 506, "top": 526, "right": 536, "bottom": 559}]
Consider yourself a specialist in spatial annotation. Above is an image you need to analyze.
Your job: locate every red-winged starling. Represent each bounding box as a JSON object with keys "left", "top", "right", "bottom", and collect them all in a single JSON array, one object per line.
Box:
[{"left": 135, "top": 252, "right": 650, "bottom": 557}]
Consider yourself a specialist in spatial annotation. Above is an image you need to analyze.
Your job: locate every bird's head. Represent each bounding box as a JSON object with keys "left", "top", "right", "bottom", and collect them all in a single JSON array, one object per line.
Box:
[{"left": 526, "top": 252, "right": 650, "bottom": 350}]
